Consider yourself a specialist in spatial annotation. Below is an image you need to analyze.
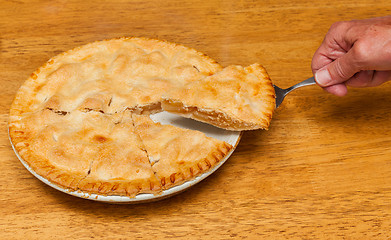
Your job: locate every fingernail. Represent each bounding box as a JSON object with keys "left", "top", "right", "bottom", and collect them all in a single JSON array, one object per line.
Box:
[{"left": 315, "top": 68, "right": 332, "bottom": 86}]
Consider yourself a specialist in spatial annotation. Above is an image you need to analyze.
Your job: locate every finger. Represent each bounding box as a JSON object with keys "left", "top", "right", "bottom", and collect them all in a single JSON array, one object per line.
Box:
[
  {"left": 315, "top": 49, "right": 360, "bottom": 87},
  {"left": 346, "top": 70, "right": 391, "bottom": 87},
  {"left": 311, "top": 31, "right": 350, "bottom": 74},
  {"left": 372, "top": 71, "right": 391, "bottom": 86},
  {"left": 323, "top": 83, "right": 348, "bottom": 96},
  {"left": 311, "top": 44, "right": 334, "bottom": 74},
  {"left": 311, "top": 23, "right": 350, "bottom": 74},
  {"left": 344, "top": 70, "right": 374, "bottom": 87}
]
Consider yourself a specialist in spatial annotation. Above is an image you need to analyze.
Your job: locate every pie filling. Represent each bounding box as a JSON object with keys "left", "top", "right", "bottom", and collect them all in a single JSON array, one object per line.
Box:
[
  {"left": 161, "top": 99, "right": 253, "bottom": 130},
  {"left": 126, "top": 102, "right": 162, "bottom": 115}
]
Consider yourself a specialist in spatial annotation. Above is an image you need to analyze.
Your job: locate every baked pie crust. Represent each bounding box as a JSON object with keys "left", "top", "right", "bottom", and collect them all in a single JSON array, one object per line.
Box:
[
  {"left": 132, "top": 114, "right": 232, "bottom": 189},
  {"left": 9, "top": 37, "right": 236, "bottom": 197},
  {"left": 9, "top": 37, "right": 273, "bottom": 198}
]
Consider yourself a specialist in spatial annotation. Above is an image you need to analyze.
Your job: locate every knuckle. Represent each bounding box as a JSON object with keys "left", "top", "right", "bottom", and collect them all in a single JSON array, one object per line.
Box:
[
  {"left": 330, "top": 21, "right": 343, "bottom": 30},
  {"left": 350, "top": 41, "right": 370, "bottom": 68},
  {"left": 330, "top": 21, "right": 351, "bottom": 32},
  {"left": 333, "top": 60, "right": 351, "bottom": 79}
]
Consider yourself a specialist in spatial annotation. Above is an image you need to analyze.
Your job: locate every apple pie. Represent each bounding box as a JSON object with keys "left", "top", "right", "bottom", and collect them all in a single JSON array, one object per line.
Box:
[{"left": 9, "top": 37, "right": 274, "bottom": 197}]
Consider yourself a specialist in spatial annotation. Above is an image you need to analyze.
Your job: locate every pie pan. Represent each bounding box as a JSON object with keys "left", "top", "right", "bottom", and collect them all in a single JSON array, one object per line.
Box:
[{"left": 9, "top": 112, "right": 241, "bottom": 203}]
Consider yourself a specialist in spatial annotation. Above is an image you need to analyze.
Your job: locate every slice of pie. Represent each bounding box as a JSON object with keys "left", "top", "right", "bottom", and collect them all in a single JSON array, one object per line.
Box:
[
  {"left": 161, "top": 64, "right": 276, "bottom": 130},
  {"left": 10, "top": 108, "right": 94, "bottom": 190},
  {"left": 77, "top": 111, "right": 162, "bottom": 197},
  {"left": 132, "top": 114, "right": 233, "bottom": 189}
]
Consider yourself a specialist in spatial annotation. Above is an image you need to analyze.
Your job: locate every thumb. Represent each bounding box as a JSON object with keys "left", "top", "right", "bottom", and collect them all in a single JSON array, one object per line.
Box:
[{"left": 315, "top": 51, "right": 360, "bottom": 87}]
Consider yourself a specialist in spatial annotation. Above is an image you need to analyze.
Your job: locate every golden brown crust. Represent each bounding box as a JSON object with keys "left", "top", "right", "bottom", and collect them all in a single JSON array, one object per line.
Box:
[
  {"left": 10, "top": 109, "right": 106, "bottom": 190},
  {"left": 9, "top": 37, "right": 222, "bottom": 115},
  {"left": 162, "top": 64, "right": 276, "bottom": 130},
  {"left": 10, "top": 109, "right": 163, "bottom": 196},
  {"left": 132, "top": 114, "right": 233, "bottom": 189},
  {"left": 9, "top": 37, "right": 231, "bottom": 197},
  {"left": 76, "top": 112, "right": 162, "bottom": 197}
]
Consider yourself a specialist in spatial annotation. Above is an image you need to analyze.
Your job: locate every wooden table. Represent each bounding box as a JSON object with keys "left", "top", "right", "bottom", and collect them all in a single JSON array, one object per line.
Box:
[{"left": 2, "top": 1, "right": 391, "bottom": 239}]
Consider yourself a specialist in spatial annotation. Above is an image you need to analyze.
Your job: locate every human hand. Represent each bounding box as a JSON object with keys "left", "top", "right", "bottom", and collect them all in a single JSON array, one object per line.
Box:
[{"left": 311, "top": 16, "right": 391, "bottom": 96}]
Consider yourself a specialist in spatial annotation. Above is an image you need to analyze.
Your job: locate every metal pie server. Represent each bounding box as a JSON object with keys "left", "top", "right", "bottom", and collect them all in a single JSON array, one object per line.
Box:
[{"left": 273, "top": 77, "right": 316, "bottom": 108}]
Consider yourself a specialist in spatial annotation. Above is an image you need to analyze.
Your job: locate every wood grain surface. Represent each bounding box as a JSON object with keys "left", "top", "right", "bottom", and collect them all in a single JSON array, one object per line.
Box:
[{"left": 2, "top": 0, "right": 391, "bottom": 239}]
